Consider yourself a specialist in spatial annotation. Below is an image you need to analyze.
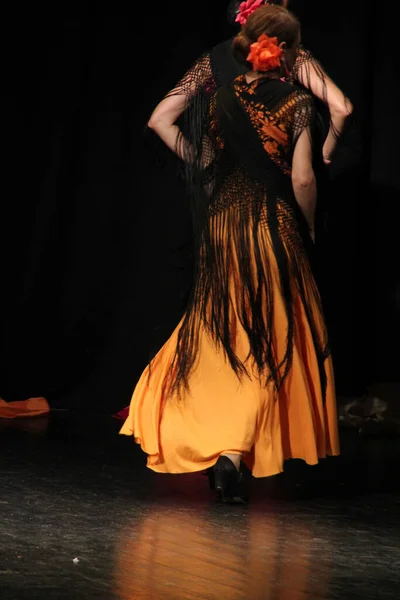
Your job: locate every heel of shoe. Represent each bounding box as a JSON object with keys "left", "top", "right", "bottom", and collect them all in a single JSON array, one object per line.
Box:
[
  {"left": 214, "top": 466, "right": 231, "bottom": 499},
  {"left": 207, "top": 467, "right": 215, "bottom": 490},
  {"left": 231, "top": 471, "right": 248, "bottom": 504},
  {"left": 213, "top": 456, "right": 248, "bottom": 504}
]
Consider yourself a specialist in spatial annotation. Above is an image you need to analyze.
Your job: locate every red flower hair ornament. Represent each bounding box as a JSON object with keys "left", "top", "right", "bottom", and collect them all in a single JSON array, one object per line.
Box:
[
  {"left": 235, "top": 0, "right": 264, "bottom": 26},
  {"left": 246, "top": 34, "right": 284, "bottom": 72}
]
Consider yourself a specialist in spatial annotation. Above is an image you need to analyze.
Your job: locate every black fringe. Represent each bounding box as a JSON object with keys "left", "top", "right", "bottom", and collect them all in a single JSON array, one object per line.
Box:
[
  {"left": 162, "top": 75, "right": 330, "bottom": 400},
  {"left": 147, "top": 42, "right": 341, "bottom": 401}
]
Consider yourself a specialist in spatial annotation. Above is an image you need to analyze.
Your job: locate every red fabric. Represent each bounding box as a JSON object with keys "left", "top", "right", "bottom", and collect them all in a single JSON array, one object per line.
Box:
[{"left": 113, "top": 406, "right": 129, "bottom": 421}]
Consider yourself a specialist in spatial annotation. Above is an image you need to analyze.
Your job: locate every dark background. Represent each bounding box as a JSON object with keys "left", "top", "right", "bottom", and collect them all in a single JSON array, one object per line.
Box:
[{"left": 1, "top": 1, "right": 398, "bottom": 411}]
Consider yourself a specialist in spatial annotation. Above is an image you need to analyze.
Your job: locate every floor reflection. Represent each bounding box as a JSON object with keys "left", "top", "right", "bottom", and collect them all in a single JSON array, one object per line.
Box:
[
  {"left": 2, "top": 411, "right": 400, "bottom": 599},
  {"left": 114, "top": 504, "right": 333, "bottom": 599}
]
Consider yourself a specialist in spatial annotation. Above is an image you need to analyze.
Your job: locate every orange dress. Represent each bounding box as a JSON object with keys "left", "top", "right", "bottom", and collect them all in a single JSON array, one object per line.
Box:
[{"left": 120, "top": 76, "right": 339, "bottom": 477}]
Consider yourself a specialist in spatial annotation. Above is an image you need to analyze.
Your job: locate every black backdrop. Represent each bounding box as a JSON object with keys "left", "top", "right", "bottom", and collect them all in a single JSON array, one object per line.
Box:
[{"left": 1, "top": 1, "right": 399, "bottom": 411}]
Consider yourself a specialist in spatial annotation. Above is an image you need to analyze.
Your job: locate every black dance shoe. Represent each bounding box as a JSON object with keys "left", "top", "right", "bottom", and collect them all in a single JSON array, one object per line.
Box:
[{"left": 208, "top": 456, "right": 248, "bottom": 504}]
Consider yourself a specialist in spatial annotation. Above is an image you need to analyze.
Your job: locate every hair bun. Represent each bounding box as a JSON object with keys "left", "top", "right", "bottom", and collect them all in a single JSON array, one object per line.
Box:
[{"left": 232, "top": 32, "right": 252, "bottom": 64}]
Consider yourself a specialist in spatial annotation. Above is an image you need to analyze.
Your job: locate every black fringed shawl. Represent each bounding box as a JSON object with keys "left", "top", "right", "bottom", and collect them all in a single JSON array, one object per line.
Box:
[{"left": 161, "top": 72, "right": 331, "bottom": 400}]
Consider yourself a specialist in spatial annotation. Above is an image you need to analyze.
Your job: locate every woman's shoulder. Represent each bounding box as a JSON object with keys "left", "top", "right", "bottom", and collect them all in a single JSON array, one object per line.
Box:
[{"left": 290, "top": 46, "right": 320, "bottom": 84}]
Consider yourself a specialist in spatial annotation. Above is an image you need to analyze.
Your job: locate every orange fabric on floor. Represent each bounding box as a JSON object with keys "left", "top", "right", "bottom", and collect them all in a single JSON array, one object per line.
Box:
[
  {"left": 120, "top": 206, "right": 339, "bottom": 478},
  {"left": 0, "top": 398, "right": 50, "bottom": 419}
]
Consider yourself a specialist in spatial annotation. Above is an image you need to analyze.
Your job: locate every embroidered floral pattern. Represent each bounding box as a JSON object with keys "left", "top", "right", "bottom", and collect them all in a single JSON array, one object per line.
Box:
[{"left": 232, "top": 75, "right": 312, "bottom": 174}]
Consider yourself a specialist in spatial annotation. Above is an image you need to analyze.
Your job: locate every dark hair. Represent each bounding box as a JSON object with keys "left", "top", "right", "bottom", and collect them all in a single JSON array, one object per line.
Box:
[
  {"left": 232, "top": 5, "right": 300, "bottom": 66},
  {"left": 226, "top": 0, "right": 287, "bottom": 26}
]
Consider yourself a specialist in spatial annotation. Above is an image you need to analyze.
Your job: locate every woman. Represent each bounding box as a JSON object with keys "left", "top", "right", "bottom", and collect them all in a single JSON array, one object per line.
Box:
[
  {"left": 121, "top": 5, "right": 339, "bottom": 503},
  {"left": 115, "top": 0, "right": 349, "bottom": 422},
  {"left": 148, "top": 0, "right": 352, "bottom": 166}
]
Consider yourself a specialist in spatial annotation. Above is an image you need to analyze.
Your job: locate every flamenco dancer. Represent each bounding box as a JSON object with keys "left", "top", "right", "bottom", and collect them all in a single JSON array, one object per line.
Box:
[
  {"left": 120, "top": 5, "right": 340, "bottom": 503},
  {"left": 116, "top": 0, "right": 352, "bottom": 423}
]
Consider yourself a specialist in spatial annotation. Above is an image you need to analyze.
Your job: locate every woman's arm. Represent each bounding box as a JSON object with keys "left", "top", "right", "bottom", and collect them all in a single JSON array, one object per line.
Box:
[
  {"left": 293, "top": 50, "right": 353, "bottom": 164},
  {"left": 148, "top": 53, "right": 213, "bottom": 161},
  {"left": 148, "top": 94, "right": 188, "bottom": 160},
  {"left": 292, "top": 127, "right": 317, "bottom": 241}
]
